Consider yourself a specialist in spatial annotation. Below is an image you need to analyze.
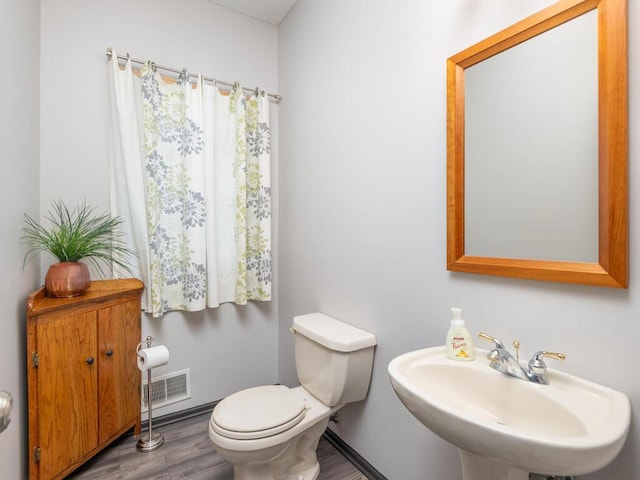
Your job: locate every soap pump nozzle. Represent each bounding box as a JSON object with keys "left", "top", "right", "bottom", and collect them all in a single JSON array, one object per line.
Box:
[{"left": 450, "top": 307, "right": 464, "bottom": 327}]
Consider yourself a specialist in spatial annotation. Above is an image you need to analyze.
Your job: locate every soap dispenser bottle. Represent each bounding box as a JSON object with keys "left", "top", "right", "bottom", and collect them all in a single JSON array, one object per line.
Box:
[{"left": 446, "top": 307, "right": 474, "bottom": 361}]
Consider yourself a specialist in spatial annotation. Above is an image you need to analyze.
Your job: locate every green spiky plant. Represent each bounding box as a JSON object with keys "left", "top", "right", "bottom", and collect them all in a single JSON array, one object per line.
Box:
[{"left": 22, "top": 199, "right": 136, "bottom": 278}]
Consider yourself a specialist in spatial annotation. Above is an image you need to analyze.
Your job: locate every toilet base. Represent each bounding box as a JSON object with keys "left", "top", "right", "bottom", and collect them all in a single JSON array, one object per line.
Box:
[
  {"left": 219, "top": 418, "right": 328, "bottom": 480},
  {"left": 234, "top": 460, "right": 319, "bottom": 480}
]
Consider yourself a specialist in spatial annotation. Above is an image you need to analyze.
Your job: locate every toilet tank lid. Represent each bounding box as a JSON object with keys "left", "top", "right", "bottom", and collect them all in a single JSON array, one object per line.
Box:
[{"left": 292, "top": 313, "right": 377, "bottom": 352}]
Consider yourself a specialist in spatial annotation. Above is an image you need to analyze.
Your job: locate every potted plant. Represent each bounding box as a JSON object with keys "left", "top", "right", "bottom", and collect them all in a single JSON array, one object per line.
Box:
[{"left": 23, "top": 199, "right": 136, "bottom": 297}]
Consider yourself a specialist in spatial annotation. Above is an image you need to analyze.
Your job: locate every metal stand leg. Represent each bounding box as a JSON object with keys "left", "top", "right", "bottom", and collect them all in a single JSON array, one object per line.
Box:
[{"left": 136, "top": 337, "right": 164, "bottom": 452}]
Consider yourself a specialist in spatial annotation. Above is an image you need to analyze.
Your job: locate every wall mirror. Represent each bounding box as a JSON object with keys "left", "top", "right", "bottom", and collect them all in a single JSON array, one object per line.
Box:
[{"left": 447, "top": 0, "right": 627, "bottom": 288}]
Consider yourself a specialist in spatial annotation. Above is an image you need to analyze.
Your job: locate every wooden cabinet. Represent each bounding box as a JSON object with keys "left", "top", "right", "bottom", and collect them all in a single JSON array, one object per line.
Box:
[{"left": 27, "top": 279, "right": 144, "bottom": 480}]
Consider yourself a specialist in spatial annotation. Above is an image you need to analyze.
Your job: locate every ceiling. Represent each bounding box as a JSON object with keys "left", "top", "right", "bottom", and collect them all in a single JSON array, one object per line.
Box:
[{"left": 207, "top": 0, "right": 299, "bottom": 25}]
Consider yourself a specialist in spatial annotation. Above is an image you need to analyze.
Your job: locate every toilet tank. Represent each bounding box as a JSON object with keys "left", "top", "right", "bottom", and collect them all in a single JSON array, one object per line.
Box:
[{"left": 292, "top": 313, "right": 377, "bottom": 407}]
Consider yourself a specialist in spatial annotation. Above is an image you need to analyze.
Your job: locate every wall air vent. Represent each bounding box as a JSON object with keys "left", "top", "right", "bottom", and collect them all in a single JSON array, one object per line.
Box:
[{"left": 141, "top": 368, "right": 191, "bottom": 412}]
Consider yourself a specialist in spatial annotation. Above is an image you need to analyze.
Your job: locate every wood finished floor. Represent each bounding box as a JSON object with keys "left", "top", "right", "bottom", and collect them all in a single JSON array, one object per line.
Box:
[{"left": 67, "top": 413, "right": 367, "bottom": 480}]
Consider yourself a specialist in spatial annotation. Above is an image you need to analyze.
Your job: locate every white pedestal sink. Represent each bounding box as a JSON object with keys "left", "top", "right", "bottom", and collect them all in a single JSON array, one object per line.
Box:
[{"left": 388, "top": 347, "right": 630, "bottom": 480}]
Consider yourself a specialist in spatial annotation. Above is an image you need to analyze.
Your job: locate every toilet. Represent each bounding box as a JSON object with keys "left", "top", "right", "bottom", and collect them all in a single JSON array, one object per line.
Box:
[{"left": 209, "top": 312, "right": 377, "bottom": 480}]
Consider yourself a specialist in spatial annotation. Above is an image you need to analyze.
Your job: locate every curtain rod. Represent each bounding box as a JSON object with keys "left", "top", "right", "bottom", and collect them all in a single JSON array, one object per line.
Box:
[{"left": 106, "top": 48, "right": 282, "bottom": 103}]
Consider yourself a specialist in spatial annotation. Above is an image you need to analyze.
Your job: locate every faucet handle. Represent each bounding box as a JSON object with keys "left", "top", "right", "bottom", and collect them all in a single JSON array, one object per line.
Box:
[
  {"left": 478, "top": 332, "right": 505, "bottom": 349},
  {"left": 528, "top": 350, "right": 566, "bottom": 374},
  {"left": 478, "top": 333, "right": 507, "bottom": 362}
]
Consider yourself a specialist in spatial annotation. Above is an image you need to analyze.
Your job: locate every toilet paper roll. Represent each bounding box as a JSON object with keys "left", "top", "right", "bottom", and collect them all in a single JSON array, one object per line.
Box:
[{"left": 137, "top": 345, "right": 170, "bottom": 371}]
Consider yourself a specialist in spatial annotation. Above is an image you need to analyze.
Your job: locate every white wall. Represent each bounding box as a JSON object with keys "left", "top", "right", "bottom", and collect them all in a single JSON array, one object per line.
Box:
[
  {"left": 0, "top": 0, "right": 41, "bottom": 477},
  {"left": 7, "top": 0, "right": 639, "bottom": 478},
  {"left": 40, "top": 0, "right": 280, "bottom": 415},
  {"left": 278, "top": 1, "right": 639, "bottom": 479}
]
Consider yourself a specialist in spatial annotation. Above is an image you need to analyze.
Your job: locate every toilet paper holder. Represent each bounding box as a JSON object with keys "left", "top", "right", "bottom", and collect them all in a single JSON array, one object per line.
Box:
[
  {"left": 136, "top": 335, "right": 165, "bottom": 453},
  {"left": 135, "top": 335, "right": 156, "bottom": 358}
]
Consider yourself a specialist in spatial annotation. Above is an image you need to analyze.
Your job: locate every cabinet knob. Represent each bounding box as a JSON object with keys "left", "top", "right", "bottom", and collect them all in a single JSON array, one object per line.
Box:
[
  {"left": 86, "top": 357, "right": 95, "bottom": 365},
  {"left": 105, "top": 350, "right": 114, "bottom": 357}
]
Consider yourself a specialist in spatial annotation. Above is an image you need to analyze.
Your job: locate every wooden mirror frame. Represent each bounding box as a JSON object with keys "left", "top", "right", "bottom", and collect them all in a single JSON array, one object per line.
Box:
[{"left": 446, "top": 0, "right": 627, "bottom": 288}]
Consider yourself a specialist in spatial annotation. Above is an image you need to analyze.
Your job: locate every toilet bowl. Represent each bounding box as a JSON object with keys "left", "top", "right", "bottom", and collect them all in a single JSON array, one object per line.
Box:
[
  {"left": 209, "top": 313, "right": 376, "bottom": 480},
  {"left": 210, "top": 385, "right": 339, "bottom": 480}
]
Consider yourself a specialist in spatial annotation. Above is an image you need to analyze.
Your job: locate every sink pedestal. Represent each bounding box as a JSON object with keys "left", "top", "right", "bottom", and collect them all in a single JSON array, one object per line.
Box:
[{"left": 460, "top": 449, "right": 529, "bottom": 480}]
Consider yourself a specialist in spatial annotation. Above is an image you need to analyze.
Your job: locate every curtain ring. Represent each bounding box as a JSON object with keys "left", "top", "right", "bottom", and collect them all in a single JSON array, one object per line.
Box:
[{"left": 255, "top": 86, "right": 259, "bottom": 97}]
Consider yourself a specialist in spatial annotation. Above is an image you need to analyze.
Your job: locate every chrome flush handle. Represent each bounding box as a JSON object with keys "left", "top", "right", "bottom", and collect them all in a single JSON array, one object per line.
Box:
[{"left": 0, "top": 391, "right": 13, "bottom": 434}]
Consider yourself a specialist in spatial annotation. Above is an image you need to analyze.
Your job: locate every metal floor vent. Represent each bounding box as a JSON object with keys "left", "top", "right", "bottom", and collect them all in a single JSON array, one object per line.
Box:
[{"left": 141, "top": 369, "right": 191, "bottom": 412}]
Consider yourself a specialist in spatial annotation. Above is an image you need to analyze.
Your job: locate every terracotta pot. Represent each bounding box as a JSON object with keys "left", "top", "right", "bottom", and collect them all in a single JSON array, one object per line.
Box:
[{"left": 45, "top": 262, "right": 91, "bottom": 298}]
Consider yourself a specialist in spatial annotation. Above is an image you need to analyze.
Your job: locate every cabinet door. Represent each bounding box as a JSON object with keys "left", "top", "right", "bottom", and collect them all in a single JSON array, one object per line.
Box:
[
  {"left": 97, "top": 300, "right": 140, "bottom": 443},
  {"left": 37, "top": 312, "right": 98, "bottom": 480}
]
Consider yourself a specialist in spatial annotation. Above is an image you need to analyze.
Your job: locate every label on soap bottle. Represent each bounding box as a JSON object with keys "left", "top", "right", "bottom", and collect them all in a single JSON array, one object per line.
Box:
[
  {"left": 446, "top": 328, "right": 474, "bottom": 361},
  {"left": 451, "top": 335, "right": 470, "bottom": 359}
]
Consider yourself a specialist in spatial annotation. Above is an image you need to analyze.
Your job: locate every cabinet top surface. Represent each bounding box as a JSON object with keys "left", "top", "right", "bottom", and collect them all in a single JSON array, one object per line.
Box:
[{"left": 27, "top": 278, "right": 144, "bottom": 315}]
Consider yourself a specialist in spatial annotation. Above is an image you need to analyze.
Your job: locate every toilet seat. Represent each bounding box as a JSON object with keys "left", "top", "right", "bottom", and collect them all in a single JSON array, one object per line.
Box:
[{"left": 211, "top": 385, "right": 307, "bottom": 440}]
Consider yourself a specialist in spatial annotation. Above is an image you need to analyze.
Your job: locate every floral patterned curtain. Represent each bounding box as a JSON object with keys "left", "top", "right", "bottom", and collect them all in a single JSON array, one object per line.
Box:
[{"left": 108, "top": 56, "right": 271, "bottom": 317}]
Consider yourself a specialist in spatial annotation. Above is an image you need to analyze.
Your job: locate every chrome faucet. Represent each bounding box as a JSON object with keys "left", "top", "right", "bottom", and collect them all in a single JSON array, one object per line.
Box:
[{"left": 478, "top": 332, "right": 565, "bottom": 385}]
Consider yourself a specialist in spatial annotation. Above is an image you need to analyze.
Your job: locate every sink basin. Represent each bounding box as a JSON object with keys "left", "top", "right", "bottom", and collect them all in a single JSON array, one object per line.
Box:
[{"left": 388, "top": 346, "right": 630, "bottom": 480}]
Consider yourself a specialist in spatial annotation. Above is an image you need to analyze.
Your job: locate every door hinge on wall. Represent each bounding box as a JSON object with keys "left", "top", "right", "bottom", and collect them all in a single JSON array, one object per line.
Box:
[
  {"left": 32, "top": 353, "right": 39, "bottom": 368},
  {"left": 33, "top": 446, "right": 40, "bottom": 463}
]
